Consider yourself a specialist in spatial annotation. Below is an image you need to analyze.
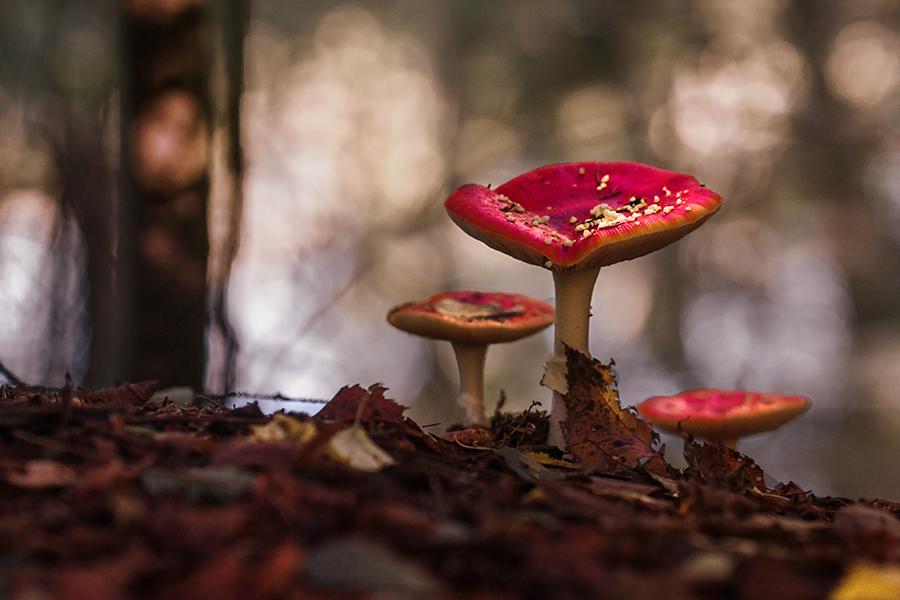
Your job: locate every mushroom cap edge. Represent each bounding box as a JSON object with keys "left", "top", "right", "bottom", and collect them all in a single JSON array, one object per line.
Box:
[
  {"left": 445, "top": 161, "right": 723, "bottom": 272},
  {"left": 387, "top": 291, "right": 555, "bottom": 345},
  {"left": 636, "top": 388, "right": 810, "bottom": 441}
]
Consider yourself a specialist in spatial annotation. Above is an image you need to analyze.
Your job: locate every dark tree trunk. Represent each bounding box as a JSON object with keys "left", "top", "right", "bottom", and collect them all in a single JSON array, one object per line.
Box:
[
  {"left": 121, "top": 4, "right": 208, "bottom": 389},
  {"left": 64, "top": 105, "right": 132, "bottom": 389},
  {"left": 76, "top": 0, "right": 247, "bottom": 391}
]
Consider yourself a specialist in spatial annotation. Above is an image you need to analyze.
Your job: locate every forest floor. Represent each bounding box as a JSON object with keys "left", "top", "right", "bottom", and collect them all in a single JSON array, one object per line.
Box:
[{"left": 1, "top": 353, "right": 899, "bottom": 599}]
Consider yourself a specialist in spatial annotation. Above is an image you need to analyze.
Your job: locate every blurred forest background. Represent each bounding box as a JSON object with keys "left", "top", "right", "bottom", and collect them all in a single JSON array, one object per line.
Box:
[{"left": 1, "top": 0, "right": 900, "bottom": 499}]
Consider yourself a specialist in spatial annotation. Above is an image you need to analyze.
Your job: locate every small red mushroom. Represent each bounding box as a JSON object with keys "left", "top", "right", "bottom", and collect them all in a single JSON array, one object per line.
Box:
[
  {"left": 387, "top": 291, "right": 555, "bottom": 428},
  {"left": 636, "top": 388, "right": 811, "bottom": 449},
  {"left": 445, "top": 162, "right": 722, "bottom": 448}
]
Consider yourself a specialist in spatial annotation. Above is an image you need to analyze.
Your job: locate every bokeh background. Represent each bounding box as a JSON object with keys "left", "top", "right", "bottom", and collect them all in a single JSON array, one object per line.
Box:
[{"left": 2, "top": 0, "right": 900, "bottom": 499}]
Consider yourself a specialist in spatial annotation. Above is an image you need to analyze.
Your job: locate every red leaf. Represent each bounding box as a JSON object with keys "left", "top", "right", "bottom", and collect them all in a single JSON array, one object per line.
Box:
[
  {"left": 80, "top": 381, "right": 161, "bottom": 407},
  {"left": 314, "top": 384, "right": 408, "bottom": 423},
  {"left": 561, "top": 346, "right": 674, "bottom": 478},
  {"left": 683, "top": 436, "right": 767, "bottom": 492}
]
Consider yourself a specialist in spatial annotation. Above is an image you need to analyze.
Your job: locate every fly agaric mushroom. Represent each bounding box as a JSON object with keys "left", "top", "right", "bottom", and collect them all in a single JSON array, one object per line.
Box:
[
  {"left": 387, "top": 291, "right": 555, "bottom": 428},
  {"left": 445, "top": 162, "right": 722, "bottom": 448},
  {"left": 636, "top": 388, "right": 810, "bottom": 449}
]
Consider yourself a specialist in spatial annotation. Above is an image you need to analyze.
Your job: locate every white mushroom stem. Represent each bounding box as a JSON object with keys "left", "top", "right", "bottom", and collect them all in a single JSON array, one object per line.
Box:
[
  {"left": 710, "top": 437, "right": 739, "bottom": 450},
  {"left": 451, "top": 342, "right": 490, "bottom": 428},
  {"left": 545, "top": 266, "right": 601, "bottom": 449}
]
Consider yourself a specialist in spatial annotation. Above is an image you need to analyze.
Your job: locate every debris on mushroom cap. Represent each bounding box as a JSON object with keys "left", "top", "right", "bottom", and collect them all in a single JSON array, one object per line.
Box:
[
  {"left": 445, "top": 162, "right": 722, "bottom": 272},
  {"left": 636, "top": 389, "right": 810, "bottom": 441},
  {"left": 387, "top": 291, "right": 555, "bottom": 345}
]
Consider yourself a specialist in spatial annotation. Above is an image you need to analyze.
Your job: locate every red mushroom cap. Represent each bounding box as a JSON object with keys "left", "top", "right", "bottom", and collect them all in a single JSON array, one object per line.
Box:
[
  {"left": 387, "top": 291, "right": 555, "bottom": 345},
  {"left": 445, "top": 162, "right": 722, "bottom": 272},
  {"left": 636, "top": 388, "right": 810, "bottom": 442}
]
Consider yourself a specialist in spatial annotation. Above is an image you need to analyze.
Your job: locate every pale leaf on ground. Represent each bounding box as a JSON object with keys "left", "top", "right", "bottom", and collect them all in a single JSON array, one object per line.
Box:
[{"left": 328, "top": 425, "right": 396, "bottom": 472}]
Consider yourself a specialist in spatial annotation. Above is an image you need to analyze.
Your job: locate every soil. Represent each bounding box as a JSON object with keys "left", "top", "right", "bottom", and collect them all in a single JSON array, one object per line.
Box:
[{"left": 0, "top": 358, "right": 897, "bottom": 600}]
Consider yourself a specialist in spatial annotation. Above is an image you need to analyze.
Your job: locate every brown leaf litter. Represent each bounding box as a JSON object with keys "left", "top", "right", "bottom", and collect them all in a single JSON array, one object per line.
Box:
[{"left": 0, "top": 369, "right": 896, "bottom": 599}]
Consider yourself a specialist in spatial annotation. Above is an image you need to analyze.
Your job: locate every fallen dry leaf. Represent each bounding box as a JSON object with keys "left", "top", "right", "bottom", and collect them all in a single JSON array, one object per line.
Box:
[
  {"left": 328, "top": 425, "right": 396, "bottom": 472},
  {"left": 495, "top": 446, "right": 567, "bottom": 482},
  {"left": 683, "top": 436, "right": 767, "bottom": 492},
  {"left": 561, "top": 346, "right": 674, "bottom": 478},
  {"left": 250, "top": 413, "right": 318, "bottom": 444},
  {"left": 80, "top": 380, "right": 161, "bottom": 407},
  {"left": 314, "top": 384, "right": 408, "bottom": 423}
]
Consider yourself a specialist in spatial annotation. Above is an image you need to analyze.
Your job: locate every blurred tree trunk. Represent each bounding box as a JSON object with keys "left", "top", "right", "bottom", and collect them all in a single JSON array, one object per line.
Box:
[
  {"left": 78, "top": 0, "right": 247, "bottom": 391},
  {"left": 64, "top": 102, "right": 130, "bottom": 389},
  {"left": 58, "top": 0, "right": 131, "bottom": 390}
]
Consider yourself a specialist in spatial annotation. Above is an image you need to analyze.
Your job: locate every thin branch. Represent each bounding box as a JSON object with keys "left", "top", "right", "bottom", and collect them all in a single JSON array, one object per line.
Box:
[{"left": 0, "top": 359, "right": 24, "bottom": 386}]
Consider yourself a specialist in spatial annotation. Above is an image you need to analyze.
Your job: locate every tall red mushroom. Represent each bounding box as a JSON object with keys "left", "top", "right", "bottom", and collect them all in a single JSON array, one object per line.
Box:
[{"left": 445, "top": 162, "right": 722, "bottom": 448}]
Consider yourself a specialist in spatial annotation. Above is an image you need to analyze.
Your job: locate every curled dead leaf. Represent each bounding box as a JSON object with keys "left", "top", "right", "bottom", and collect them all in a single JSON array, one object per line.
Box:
[
  {"left": 250, "top": 413, "right": 318, "bottom": 445},
  {"left": 561, "top": 346, "right": 674, "bottom": 479},
  {"left": 328, "top": 425, "right": 396, "bottom": 472},
  {"left": 315, "top": 384, "right": 408, "bottom": 423}
]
